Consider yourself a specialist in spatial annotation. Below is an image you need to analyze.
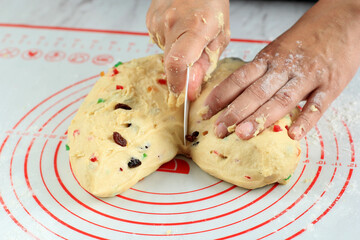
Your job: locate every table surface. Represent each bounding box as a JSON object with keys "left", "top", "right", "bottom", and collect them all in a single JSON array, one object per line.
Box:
[{"left": 0, "top": 1, "right": 359, "bottom": 240}]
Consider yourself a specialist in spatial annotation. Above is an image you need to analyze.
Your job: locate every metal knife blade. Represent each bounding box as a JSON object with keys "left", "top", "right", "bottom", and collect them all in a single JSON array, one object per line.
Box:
[{"left": 183, "top": 66, "right": 190, "bottom": 145}]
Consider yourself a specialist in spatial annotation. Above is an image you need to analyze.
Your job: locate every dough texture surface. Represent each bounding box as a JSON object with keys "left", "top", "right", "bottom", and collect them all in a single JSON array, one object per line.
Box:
[
  {"left": 68, "top": 55, "right": 300, "bottom": 197},
  {"left": 189, "top": 58, "right": 301, "bottom": 189}
]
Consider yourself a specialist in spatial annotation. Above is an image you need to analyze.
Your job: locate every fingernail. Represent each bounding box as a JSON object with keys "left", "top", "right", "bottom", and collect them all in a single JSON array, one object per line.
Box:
[
  {"left": 291, "top": 126, "right": 303, "bottom": 140},
  {"left": 237, "top": 122, "right": 254, "bottom": 138},
  {"left": 215, "top": 123, "right": 228, "bottom": 138}
]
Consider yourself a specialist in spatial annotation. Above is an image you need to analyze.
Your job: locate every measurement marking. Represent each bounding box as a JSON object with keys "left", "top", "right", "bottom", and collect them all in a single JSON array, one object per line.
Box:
[
  {"left": 127, "top": 42, "right": 135, "bottom": 52},
  {"left": 90, "top": 40, "right": 98, "bottom": 49},
  {"left": 1, "top": 33, "right": 11, "bottom": 43},
  {"left": 18, "top": 34, "right": 28, "bottom": 44},
  {"left": 36, "top": 35, "right": 45, "bottom": 45},
  {"left": 4, "top": 130, "right": 67, "bottom": 140},
  {"left": 108, "top": 41, "right": 117, "bottom": 50}
]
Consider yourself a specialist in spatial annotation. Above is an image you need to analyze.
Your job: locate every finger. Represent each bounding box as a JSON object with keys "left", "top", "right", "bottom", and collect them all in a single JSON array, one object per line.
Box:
[
  {"left": 288, "top": 89, "right": 330, "bottom": 140},
  {"left": 188, "top": 56, "right": 207, "bottom": 101},
  {"left": 203, "top": 58, "right": 268, "bottom": 120},
  {"left": 146, "top": 10, "right": 166, "bottom": 49},
  {"left": 188, "top": 32, "right": 230, "bottom": 101},
  {"left": 164, "top": 30, "right": 210, "bottom": 94},
  {"left": 214, "top": 70, "right": 289, "bottom": 138},
  {"left": 163, "top": 15, "right": 222, "bottom": 94},
  {"left": 234, "top": 77, "right": 313, "bottom": 139}
]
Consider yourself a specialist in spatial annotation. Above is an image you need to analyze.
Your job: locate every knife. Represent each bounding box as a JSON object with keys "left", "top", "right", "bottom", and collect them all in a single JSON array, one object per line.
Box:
[{"left": 183, "top": 66, "right": 190, "bottom": 145}]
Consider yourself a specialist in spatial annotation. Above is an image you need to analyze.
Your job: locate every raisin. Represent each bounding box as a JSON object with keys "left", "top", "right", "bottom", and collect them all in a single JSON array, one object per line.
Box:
[
  {"left": 114, "top": 103, "right": 132, "bottom": 110},
  {"left": 185, "top": 131, "right": 200, "bottom": 142},
  {"left": 192, "top": 141, "right": 199, "bottom": 146},
  {"left": 128, "top": 157, "right": 142, "bottom": 168},
  {"left": 113, "top": 132, "right": 127, "bottom": 147},
  {"left": 121, "top": 123, "right": 131, "bottom": 128}
]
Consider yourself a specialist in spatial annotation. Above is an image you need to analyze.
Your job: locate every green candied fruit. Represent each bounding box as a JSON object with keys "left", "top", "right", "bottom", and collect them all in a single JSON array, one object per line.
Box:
[
  {"left": 114, "top": 61, "right": 123, "bottom": 67},
  {"left": 284, "top": 174, "right": 292, "bottom": 181},
  {"left": 143, "top": 153, "right": 148, "bottom": 158},
  {"left": 97, "top": 98, "right": 105, "bottom": 104},
  {"left": 65, "top": 144, "right": 70, "bottom": 151}
]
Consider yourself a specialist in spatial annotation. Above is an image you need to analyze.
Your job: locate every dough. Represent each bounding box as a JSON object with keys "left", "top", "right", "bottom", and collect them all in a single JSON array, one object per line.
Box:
[
  {"left": 68, "top": 55, "right": 184, "bottom": 197},
  {"left": 189, "top": 58, "right": 301, "bottom": 189},
  {"left": 68, "top": 55, "right": 301, "bottom": 197}
]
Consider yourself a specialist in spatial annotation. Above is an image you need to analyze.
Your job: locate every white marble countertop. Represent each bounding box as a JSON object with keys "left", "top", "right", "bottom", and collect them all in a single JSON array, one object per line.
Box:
[
  {"left": 0, "top": 0, "right": 312, "bottom": 40},
  {"left": 1, "top": 1, "right": 359, "bottom": 240}
]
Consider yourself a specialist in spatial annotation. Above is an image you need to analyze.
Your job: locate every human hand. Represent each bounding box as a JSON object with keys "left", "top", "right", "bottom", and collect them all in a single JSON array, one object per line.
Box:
[
  {"left": 203, "top": 0, "right": 360, "bottom": 140},
  {"left": 146, "top": 0, "right": 230, "bottom": 100}
]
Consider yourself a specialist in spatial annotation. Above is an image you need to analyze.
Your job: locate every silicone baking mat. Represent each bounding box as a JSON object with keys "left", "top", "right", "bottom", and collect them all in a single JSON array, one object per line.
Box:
[{"left": 0, "top": 24, "right": 359, "bottom": 240}]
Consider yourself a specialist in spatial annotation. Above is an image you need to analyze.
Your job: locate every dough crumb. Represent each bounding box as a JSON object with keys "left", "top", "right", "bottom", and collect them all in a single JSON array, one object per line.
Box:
[
  {"left": 204, "top": 47, "right": 220, "bottom": 81},
  {"left": 303, "top": 178, "right": 314, "bottom": 183},
  {"left": 310, "top": 105, "right": 318, "bottom": 112},
  {"left": 254, "top": 115, "right": 267, "bottom": 136},
  {"left": 201, "top": 16, "right": 207, "bottom": 24},
  {"left": 216, "top": 12, "right": 224, "bottom": 30},
  {"left": 197, "top": 105, "right": 209, "bottom": 117},
  {"left": 166, "top": 230, "right": 172, "bottom": 235},
  {"left": 156, "top": 33, "right": 164, "bottom": 50},
  {"left": 227, "top": 124, "right": 236, "bottom": 133},
  {"left": 171, "top": 56, "right": 179, "bottom": 61},
  {"left": 168, "top": 92, "right": 185, "bottom": 107}
]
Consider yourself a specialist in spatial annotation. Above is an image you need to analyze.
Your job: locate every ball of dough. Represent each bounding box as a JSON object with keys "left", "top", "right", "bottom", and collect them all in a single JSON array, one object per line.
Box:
[
  {"left": 189, "top": 58, "right": 301, "bottom": 189},
  {"left": 68, "top": 55, "right": 184, "bottom": 197},
  {"left": 68, "top": 55, "right": 301, "bottom": 197}
]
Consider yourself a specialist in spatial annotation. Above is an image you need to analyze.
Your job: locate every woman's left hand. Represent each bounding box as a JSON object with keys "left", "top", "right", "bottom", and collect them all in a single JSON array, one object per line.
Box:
[{"left": 203, "top": 0, "right": 360, "bottom": 140}]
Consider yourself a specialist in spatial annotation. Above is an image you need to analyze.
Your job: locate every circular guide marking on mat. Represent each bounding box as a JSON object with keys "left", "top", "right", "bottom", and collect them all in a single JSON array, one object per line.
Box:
[{"left": 0, "top": 74, "right": 357, "bottom": 239}]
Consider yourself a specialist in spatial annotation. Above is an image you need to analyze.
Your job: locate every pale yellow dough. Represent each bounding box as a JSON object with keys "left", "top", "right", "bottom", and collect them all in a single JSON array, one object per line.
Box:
[
  {"left": 68, "top": 55, "right": 300, "bottom": 197},
  {"left": 189, "top": 58, "right": 301, "bottom": 189},
  {"left": 68, "top": 55, "right": 184, "bottom": 197}
]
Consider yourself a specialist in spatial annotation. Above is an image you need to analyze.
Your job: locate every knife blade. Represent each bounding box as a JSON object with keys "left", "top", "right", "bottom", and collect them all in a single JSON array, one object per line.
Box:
[{"left": 183, "top": 66, "right": 190, "bottom": 145}]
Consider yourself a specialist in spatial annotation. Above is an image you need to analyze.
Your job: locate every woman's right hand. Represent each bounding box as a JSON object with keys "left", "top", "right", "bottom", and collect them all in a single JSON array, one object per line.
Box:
[{"left": 146, "top": 0, "right": 230, "bottom": 101}]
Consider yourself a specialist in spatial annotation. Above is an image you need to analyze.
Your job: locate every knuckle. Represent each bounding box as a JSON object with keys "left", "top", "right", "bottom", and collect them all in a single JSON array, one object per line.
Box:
[
  {"left": 211, "top": 91, "right": 225, "bottom": 111},
  {"left": 164, "top": 55, "right": 186, "bottom": 73},
  {"left": 190, "top": 13, "right": 208, "bottom": 30},
  {"left": 228, "top": 73, "right": 245, "bottom": 90},
  {"left": 273, "top": 90, "right": 294, "bottom": 108},
  {"left": 247, "top": 84, "right": 268, "bottom": 101},
  {"left": 224, "top": 108, "right": 242, "bottom": 124},
  {"left": 297, "top": 113, "right": 312, "bottom": 131},
  {"left": 164, "top": 9, "right": 177, "bottom": 29}
]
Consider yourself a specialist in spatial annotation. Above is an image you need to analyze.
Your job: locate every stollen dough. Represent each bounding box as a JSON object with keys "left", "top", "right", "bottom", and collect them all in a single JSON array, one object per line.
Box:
[
  {"left": 189, "top": 58, "right": 301, "bottom": 189},
  {"left": 68, "top": 55, "right": 184, "bottom": 197},
  {"left": 68, "top": 55, "right": 301, "bottom": 197}
]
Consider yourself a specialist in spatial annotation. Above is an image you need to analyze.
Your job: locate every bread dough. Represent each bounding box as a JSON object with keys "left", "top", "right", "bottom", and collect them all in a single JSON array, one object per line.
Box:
[
  {"left": 68, "top": 55, "right": 184, "bottom": 197},
  {"left": 68, "top": 55, "right": 301, "bottom": 197},
  {"left": 189, "top": 58, "right": 301, "bottom": 189}
]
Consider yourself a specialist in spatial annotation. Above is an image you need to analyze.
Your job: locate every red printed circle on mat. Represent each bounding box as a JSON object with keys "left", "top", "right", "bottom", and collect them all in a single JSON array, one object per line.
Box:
[
  {"left": 44, "top": 50, "right": 66, "bottom": 62},
  {"left": 0, "top": 71, "right": 356, "bottom": 239},
  {"left": 0, "top": 47, "right": 20, "bottom": 58},
  {"left": 21, "top": 48, "right": 43, "bottom": 60},
  {"left": 92, "top": 54, "right": 114, "bottom": 65},
  {"left": 68, "top": 52, "right": 90, "bottom": 64}
]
